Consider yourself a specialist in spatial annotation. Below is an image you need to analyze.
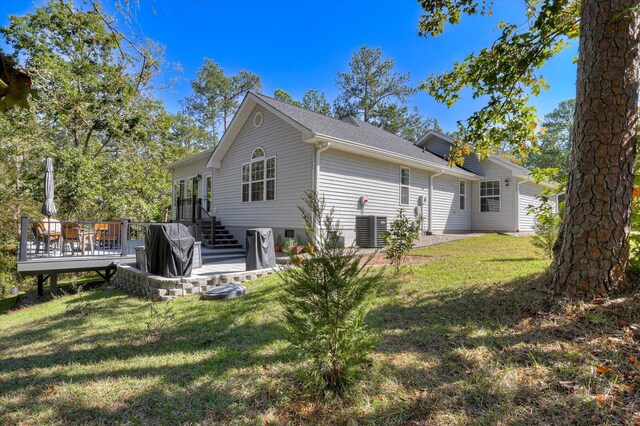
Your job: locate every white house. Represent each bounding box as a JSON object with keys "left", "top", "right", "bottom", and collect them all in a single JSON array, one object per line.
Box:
[{"left": 167, "top": 92, "right": 556, "bottom": 250}]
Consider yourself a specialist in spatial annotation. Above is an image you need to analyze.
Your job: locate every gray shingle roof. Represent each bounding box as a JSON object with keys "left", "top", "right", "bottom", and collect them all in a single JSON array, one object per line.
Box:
[{"left": 253, "top": 92, "right": 476, "bottom": 174}]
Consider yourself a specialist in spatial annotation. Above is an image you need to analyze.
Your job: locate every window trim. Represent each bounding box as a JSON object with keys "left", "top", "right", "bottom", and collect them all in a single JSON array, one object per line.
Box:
[
  {"left": 459, "top": 180, "right": 466, "bottom": 210},
  {"left": 400, "top": 166, "right": 410, "bottom": 205},
  {"left": 479, "top": 179, "right": 501, "bottom": 213},
  {"left": 241, "top": 147, "right": 276, "bottom": 203}
]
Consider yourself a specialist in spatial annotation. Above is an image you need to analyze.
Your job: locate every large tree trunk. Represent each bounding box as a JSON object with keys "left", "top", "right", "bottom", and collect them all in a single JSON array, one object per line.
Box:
[{"left": 550, "top": 0, "right": 640, "bottom": 296}]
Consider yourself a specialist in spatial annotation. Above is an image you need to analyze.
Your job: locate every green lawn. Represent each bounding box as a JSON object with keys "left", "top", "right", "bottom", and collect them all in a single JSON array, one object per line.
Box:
[{"left": 1, "top": 235, "right": 637, "bottom": 424}]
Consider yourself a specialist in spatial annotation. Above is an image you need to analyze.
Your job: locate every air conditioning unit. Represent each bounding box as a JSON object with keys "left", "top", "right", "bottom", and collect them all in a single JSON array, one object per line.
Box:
[{"left": 355, "top": 216, "right": 387, "bottom": 248}]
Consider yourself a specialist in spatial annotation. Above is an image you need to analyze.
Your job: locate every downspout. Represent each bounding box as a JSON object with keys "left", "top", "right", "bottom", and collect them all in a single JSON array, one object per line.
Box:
[
  {"left": 313, "top": 141, "right": 331, "bottom": 194},
  {"left": 313, "top": 141, "right": 331, "bottom": 243},
  {"left": 428, "top": 169, "right": 444, "bottom": 235}
]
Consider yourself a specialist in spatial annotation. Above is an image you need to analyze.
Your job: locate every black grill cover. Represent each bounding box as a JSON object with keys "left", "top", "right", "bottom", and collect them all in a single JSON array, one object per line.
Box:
[
  {"left": 146, "top": 223, "right": 194, "bottom": 278},
  {"left": 245, "top": 228, "right": 276, "bottom": 271}
]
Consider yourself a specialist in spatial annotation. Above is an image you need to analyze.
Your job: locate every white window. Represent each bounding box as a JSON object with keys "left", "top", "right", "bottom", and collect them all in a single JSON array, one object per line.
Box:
[
  {"left": 459, "top": 180, "right": 466, "bottom": 210},
  {"left": 242, "top": 147, "right": 276, "bottom": 202},
  {"left": 480, "top": 180, "right": 501, "bottom": 212},
  {"left": 400, "top": 167, "right": 410, "bottom": 205}
]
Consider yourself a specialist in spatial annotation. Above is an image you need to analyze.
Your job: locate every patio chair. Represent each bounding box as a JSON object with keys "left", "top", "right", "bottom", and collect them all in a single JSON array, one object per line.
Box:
[
  {"left": 32, "top": 219, "right": 62, "bottom": 255},
  {"left": 61, "top": 222, "right": 94, "bottom": 255},
  {"left": 94, "top": 220, "right": 123, "bottom": 251}
]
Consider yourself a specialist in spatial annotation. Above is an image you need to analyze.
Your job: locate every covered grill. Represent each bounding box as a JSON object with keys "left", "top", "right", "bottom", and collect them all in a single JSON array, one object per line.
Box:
[
  {"left": 145, "top": 223, "right": 194, "bottom": 278},
  {"left": 245, "top": 228, "right": 276, "bottom": 271}
]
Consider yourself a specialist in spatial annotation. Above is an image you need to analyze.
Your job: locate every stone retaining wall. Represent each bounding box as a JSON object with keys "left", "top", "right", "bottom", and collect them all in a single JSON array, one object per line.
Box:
[{"left": 112, "top": 264, "right": 278, "bottom": 301}]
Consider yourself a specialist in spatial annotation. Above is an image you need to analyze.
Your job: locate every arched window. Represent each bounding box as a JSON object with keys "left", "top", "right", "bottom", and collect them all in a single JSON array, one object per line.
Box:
[
  {"left": 251, "top": 147, "right": 265, "bottom": 159},
  {"left": 242, "top": 147, "right": 276, "bottom": 202}
]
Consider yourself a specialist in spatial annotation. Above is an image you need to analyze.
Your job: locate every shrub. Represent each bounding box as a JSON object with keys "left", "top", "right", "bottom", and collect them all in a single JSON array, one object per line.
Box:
[
  {"left": 384, "top": 209, "right": 420, "bottom": 274},
  {"left": 529, "top": 197, "right": 561, "bottom": 259},
  {"left": 278, "top": 191, "right": 382, "bottom": 396},
  {"left": 145, "top": 301, "right": 180, "bottom": 341}
]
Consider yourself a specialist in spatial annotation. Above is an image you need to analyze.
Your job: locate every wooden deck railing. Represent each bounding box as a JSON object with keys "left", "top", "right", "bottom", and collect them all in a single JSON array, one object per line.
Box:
[{"left": 18, "top": 217, "right": 161, "bottom": 262}]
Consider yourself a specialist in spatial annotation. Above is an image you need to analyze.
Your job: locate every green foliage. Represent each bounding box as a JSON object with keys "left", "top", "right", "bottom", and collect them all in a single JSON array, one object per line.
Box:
[
  {"left": 278, "top": 191, "right": 382, "bottom": 396},
  {"left": 528, "top": 193, "right": 561, "bottom": 259},
  {"left": 384, "top": 209, "right": 420, "bottom": 273},
  {"left": 525, "top": 99, "right": 575, "bottom": 179},
  {"left": 0, "top": 1, "right": 194, "bottom": 293},
  {"left": 301, "top": 89, "right": 331, "bottom": 115},
  {"left": 0, "top": 49, "right": 35, "bottom": 111},
  {"left": 274, "top": 88, "right": 332, "bottom": 115},
  {"left": 418, "top": 1, "right": 579, "bottom": 164},
  {"left": 335, "top": 45, "right": 439, "bottom": 142},
  {"left": 183, "top": 58, "right": 261, "bottom": 144},
  {"left": 335, "top": 45, "right": 414, "bottom": 122}
]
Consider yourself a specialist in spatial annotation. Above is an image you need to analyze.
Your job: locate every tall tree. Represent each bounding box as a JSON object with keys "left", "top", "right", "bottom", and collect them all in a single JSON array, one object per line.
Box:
[
  {"left": 525, "top": 99, "right": 575, "bottom": 178},
  {"left": 274, "top": 88, "right": 332, "bottom": 115},
  {"left": 376, "top": 104, "right": 441, "bottom": 143},
  {"left": 335, "top": 45, "right": 414, "bottom": 123},
  {"left": 183, "top": 59, "right": 261, "bottom": 145},
  {"left": 274, "top": 88, "right": 301, "bottom": 106},
  {"left": 301, "top": 89, "right": 331, "bottom": 115},
  {"left": 418, "top": 1, "right": 640, "bottom": 296},
  {"left": 2, "top": 0, "right": 188, "bottom": 221}
]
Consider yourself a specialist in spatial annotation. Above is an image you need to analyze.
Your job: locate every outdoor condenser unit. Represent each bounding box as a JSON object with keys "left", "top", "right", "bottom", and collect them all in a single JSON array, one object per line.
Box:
[{"left": 355, "top": 215, "right": 387, "bottom": 248}]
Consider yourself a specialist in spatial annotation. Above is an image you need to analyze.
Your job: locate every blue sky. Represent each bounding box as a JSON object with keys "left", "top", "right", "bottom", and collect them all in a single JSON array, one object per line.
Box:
[{"left": 1, "top": 0, "right": 578, "bottom": 132}]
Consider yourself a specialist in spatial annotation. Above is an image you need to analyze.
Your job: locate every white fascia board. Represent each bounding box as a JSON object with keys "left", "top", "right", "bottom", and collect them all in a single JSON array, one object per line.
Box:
[{"left": 312, "top": 134, "right": 481, "bottom": 180}]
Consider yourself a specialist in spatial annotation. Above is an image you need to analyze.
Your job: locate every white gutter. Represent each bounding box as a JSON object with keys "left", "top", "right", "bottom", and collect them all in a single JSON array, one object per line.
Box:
[
  {"left": 428, "top": 170, "right": 444, "bottom": 235},
  {"left": 309, "top": 134, "right": 480, "bottom": 180}
]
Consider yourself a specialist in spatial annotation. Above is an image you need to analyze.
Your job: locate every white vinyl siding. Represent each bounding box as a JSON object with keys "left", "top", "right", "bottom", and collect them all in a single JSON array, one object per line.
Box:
[
  {"left": 318, "top": 149, "right": 428, "bottom": 244},
  {"left": 518, "top": 181, "right": 547, "bottom": 231},
  {"left": 210, "top": 105, "right": 313, "bottom": 229},
  {"left": 431, "top": 175, "right": 471, "bottom": 233},
  {"left": 480, "top": 180, "right": 501, "bottom": 213},
  {"left": 318, "top": 149, "right": 471, "bottom": 243}
]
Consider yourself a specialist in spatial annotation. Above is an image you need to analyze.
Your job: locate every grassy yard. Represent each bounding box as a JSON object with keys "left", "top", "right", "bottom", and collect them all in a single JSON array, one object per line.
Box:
[{"left": 1, "top": 235, "right": 638, "bottom": 424}]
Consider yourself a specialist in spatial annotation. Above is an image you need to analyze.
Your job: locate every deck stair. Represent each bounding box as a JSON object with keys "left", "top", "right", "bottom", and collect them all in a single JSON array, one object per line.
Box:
[{"left": 197, "top": 219, "right": 245, "bottom": 261}]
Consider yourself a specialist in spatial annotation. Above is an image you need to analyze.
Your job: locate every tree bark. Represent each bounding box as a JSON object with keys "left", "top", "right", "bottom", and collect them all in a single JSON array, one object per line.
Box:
[{"left": 550, "top": 0, "right": 640, "bottom": 296}]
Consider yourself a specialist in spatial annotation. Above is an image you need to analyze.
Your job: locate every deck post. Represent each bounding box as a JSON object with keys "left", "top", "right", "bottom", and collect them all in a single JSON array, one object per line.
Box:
[
  {"left": 37, "top": 275, "right": 44, "bottom": 297},
  {"left": 19, "top": 216, "right": 28, "bottom": 262},
  {"left": 121, "top": 218, "right": 129, "bottom": 256},
  {"left": 176, "top": 197, "right": 181, "bottom": 221},
  {"left": 50, "top": 273, "right": 58, "bottom": 297},
  {"left": 191, "top": 195, "right": 196, "bottom": 223}
]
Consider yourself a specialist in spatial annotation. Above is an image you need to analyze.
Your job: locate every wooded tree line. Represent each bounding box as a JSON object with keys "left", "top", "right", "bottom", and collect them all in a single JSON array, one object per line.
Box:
[
  {"left": 3, "top": 0, "right": 639, "bottom": 300},
  {"left": 181, "top": 45, "right": 442, "bottom": 146}
]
